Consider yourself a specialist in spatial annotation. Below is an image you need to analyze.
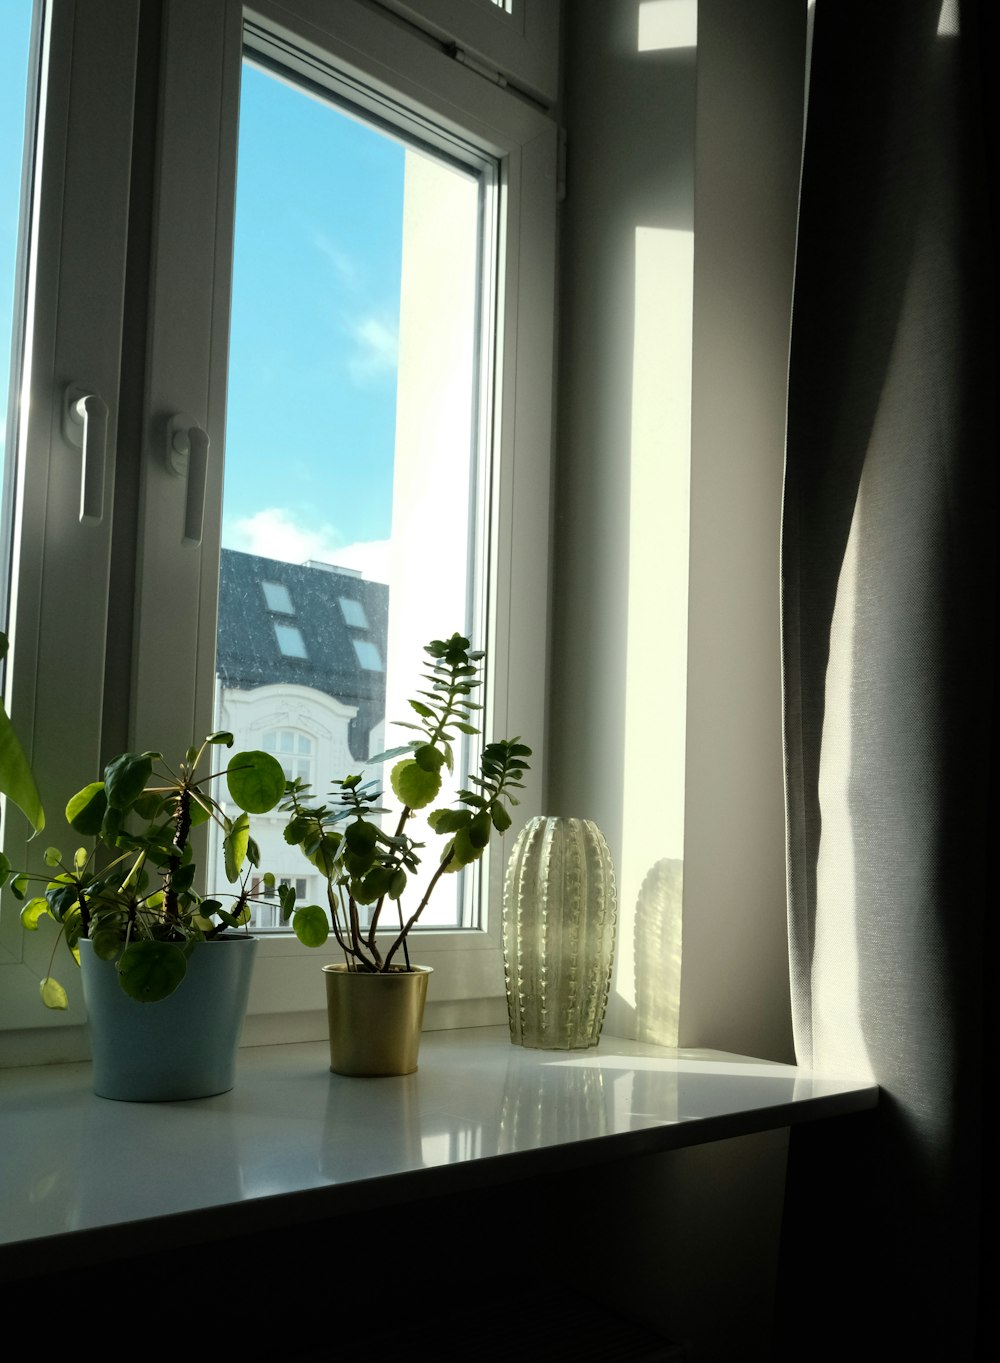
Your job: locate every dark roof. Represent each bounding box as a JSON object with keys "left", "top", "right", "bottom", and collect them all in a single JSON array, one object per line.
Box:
[{"left": 216, "top": 549, "right": 388, "bottom": 762}]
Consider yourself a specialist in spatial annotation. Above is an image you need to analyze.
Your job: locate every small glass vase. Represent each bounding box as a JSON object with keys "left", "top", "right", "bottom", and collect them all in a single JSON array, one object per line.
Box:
[{"left": 502, "top": 815, "right": 617, "bottom": 1049}]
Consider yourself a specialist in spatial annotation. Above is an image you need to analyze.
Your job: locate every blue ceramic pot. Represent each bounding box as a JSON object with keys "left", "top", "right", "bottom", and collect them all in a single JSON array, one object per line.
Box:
[{"left": 79, "top": 934, "right": 258, "bottom": 1101}]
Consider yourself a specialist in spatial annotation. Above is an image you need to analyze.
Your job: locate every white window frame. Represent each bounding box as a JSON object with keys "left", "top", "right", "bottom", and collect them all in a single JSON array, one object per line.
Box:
[
  {"left": 0, "top": 0, "right": 556, "bottom": 1047},
  {"left": 0, "top": 0, "right": 139, "bottom": 1034}
]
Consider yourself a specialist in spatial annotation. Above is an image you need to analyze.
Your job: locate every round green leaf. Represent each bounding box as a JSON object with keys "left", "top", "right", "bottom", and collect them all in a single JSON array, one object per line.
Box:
[
  {"left": 390, "top": 759, "right": 441, "bottom": 810},
  {"left": 292, "top": 903, "right": 330, "bottom": 948},
  {"left": 226, "top": 750, "right": 285, "bottom": 813},
  {"left": 40, "top": 977, "right": 68, "bottom": 1010},
  {"left": 90, "top": 925, "right": 122, "bottom": 961},
  {"left": 116, "top": 941, "right": 187, "bottom": 1002},
  {"left": 20, "top": 898, "right": 52, "bottom": 931},
  {"left": 66, "top": 782, "right": 108, "bottom": 835}
]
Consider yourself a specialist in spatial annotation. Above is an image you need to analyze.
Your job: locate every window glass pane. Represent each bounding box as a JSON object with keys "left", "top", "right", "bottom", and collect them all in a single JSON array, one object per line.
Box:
[
  {"left": 339, "top": 595, "right": 368, "bottom": 629},
  {"left": 0, "top": 2, "right": 35, "bottom": 635},
  {"left": 261, "top": 580, "right": 294, "bottom": 614},
  {"left": 213, "top": 48, "right": 490, "bottom": 933}
]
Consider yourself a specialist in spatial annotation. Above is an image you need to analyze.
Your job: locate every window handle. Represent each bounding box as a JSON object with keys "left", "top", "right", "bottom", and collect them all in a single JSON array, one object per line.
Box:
[
  {"left": 166, "top": 414, "right": 210, "bottom": 546},
  {"left": 63, "top": 386, "right": 109, "bottom": 524}
]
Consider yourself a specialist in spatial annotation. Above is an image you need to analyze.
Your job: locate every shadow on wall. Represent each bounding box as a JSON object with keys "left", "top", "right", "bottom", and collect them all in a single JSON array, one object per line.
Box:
[{"left": 633, "top": 857, "right": 683, "bottom": 1047}]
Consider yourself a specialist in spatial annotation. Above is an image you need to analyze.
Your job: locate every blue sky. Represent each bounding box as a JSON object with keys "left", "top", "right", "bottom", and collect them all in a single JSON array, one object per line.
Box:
[
  {"left": 224, "top": 63, "right": 404, "bottom": 579},
  {"left": 1, "top": 3, "right": 33, "bottom": 483},
  {"left": 2, "top": 26, "right": 402, "bottom": 583}
]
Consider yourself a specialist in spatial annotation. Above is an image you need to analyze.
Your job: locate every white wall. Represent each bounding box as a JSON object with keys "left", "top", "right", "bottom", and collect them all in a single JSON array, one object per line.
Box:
[{"left": 550, "top": 0, "right": 805, "bottom": 1063}]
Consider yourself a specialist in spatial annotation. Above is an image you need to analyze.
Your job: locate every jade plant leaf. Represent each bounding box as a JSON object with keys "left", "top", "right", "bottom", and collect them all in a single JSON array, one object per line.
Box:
[
  {"left": 117, "top": 941, "right": 187, "bottom": 1002},
  {"left": 226, "top": 750, "right": 285, "bottom": 813},
  {"left": 390, "top": 759, "right": 441, "bottom": 809}
]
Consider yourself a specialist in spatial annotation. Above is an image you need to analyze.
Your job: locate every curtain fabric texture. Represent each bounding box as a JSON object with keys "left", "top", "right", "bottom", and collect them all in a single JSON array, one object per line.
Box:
[{"left": 781, "top": 0, "right": 994, "bottom": 1354}]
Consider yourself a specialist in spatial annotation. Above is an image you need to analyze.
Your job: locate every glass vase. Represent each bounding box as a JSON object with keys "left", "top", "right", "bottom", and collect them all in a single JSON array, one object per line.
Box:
[{"left": 503, "top": 816, "right": 617, "bottom": 1049}]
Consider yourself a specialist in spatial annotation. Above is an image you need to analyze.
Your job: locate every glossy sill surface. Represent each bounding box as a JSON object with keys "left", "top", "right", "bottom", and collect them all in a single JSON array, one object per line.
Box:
[{"left": 0, "top": 1026, "right": 876, "bottom": 1275}]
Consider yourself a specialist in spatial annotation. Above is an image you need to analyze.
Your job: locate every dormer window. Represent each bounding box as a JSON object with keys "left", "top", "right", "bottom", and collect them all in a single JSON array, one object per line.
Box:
[
  {"left": 262, "top": 581, "right": 294, "bottom": 614},
  {"left": 274, "top": 623, "right": 308, "bottom": 658},
  {"left": 339, "top": 597, "right": 368, "bottom": 629}
]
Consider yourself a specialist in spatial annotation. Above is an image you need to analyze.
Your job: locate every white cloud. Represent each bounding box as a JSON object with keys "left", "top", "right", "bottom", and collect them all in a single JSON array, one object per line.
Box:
[
  {"left": 346, "top": 313, "right": 398, "bottom": 385},
  {"left": 311, "top": 229, "right": 358, "bottom": 287},
  {"left": 223, "top": 507, "right": 390, "bottom": 583}
]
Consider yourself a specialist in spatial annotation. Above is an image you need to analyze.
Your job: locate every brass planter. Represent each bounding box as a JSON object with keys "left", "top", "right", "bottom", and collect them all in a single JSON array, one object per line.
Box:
[{"left": 323, "top": 963, "right": 432, "bottom": 1076}]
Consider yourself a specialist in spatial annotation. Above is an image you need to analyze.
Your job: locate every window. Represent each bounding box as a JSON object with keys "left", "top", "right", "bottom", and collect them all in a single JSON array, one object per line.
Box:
[
  {"left": 261, "top": 581, "right": 294, "bottom": 614},
  {"left": 339, "top": 597, "right": 368, "bottom": 629},
  {"left": 274, "top": 623, "right": 308, "bottom": 658},
  {"left": 1, "top": 0, "right": 556, "bottom": 1042}
]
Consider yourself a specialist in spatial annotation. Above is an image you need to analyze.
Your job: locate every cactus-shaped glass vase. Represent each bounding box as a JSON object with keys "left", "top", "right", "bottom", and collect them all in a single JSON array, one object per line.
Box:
[{"left": 503, "top": 816, "right": 617, "bottom": 1049}]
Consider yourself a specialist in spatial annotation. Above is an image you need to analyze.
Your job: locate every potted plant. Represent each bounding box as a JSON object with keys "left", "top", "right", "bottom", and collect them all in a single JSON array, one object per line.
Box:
[
  {"left": 0, "top": 644, "right": 285, "bottom": 1099},
  {"left": 280, "top": 632, "right": 530, "bottom": 1076}
]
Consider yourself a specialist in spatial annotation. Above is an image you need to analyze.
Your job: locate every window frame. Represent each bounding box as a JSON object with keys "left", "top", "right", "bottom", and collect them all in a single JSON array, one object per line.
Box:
[{"left": 0, "top": 0, "right": 557, "bottom": 1044}]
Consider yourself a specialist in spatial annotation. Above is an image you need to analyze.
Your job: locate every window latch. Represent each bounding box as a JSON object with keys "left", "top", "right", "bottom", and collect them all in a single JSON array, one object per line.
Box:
[
  {"left": 63, "top": 385, "right": 109, "bottom": 525},
  {"left": 165, "top": 413, "right": 210, "bottom": 547}
]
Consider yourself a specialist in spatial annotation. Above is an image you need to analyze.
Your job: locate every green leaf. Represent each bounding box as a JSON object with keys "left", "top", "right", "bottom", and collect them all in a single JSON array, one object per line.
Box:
[
  {"left": 414, "top": 744, "right": 445, "bottom": 772},
  {"left": 389, "top": 868, "right": 407, "bottom": 900},
  {"left": 454, "top": 722, "right": 480, "bottom": 736},
  {"left": 0, "top": 681, "right": 45, "bottom": 834},
  {"left": 20, "top": 898, "right": 52, "bottom": 931},
  {"left": 224, "top": 812, "right": 250, "bottom": 882},
  {"left": 117, "top": 941, "right": 188, "bottom": 1002},
  {"left": 390, "top": 759, "right": 441, "bottom": 810},
  {"left": 450, "top": 826, "right": 487, "bottom": 869},
  {"left": 226, "top": 750, "right": 285, "bottom": 813},
  {"left": 364, "top": 744, "right": 413, "bottom": 765},
  {"left": 170, "top": 862, "right": 196, "bottom": 894},
  {"left": 467, "top": 810, "right": 492, "bottom": 850},
  {"left": 407, "top": 700, "right": 435, "bottom": 718},
  {"left": 292, "top": 903, "right": 329, "bottom": 948},
  {"left": 188, "top": 795, "right": 213, "bottom": 827},
  {"left": 65, "top": 782, "right": 108, "bottom": 836},
  {"left": 490, "top": 802, "right": 513, "bottom": 833},
  {"left": 344, "top": 819, "right": 378, "bottom": 856},
  {"left": 207, "top": 731, "right": 234, "bottom": 747},
  {"left": 427, "top": 808, "right": 473, "bottom": 835},
  {"left": 90, "top": 925, "right": 122, "bottom": 961},
  {"left": 104, "top": 752, "right": 153, "bottom": 810},
  {"left": 40, "top": 977, "right": 68, "bottom": 1010},
  {"left": 43, "top": 846, "right": 62, "bottom": 867},
  {"left": 132, "top": 791, "right": 165, "bottom": 822}
]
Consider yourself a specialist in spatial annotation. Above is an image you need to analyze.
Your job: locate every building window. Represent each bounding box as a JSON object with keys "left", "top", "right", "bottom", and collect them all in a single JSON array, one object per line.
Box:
[
  {"left": 274, "top": 623, "right": 308, "bottom": 658},
  {"left": 261, "top": 581, "right": 294, "bottom": 614},
  {"left": 262, "top": 729, "right": 314, "bottom": 786},
  {"left": 352, "top": 638, "right": 383, "bottom": 672},
  {"left": 338, "top": 597, "right": 368, "bottom": 629}
]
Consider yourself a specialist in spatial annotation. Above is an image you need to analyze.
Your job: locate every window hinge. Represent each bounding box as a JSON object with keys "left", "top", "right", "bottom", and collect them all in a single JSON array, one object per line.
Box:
[
  {"left": 450, "top": 45, "right": 508, "bottom": 89},
  {"left": 557, "top": 127, "right": 567, "bottom": 202}
]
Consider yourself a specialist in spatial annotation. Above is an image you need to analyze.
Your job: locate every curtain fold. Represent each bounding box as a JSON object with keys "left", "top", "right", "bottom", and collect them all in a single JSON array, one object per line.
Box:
[{"left": 780, "top": 0, "right": 995, "bottom": 1354}]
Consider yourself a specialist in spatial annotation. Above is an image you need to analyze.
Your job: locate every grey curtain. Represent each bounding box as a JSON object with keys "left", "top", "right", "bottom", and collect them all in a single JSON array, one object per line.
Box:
[{"left": 779, "top": 1, "right": 994, "bottom": 1356}]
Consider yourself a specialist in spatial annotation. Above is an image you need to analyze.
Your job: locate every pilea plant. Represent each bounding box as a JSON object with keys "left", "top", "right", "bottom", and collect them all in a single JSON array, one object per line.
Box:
[
  {"left": 0, "top": 726, "right": 285, "bottom": 1007},
  {"left": 280, "top": 632, "right": 530, "bottom": 972}
]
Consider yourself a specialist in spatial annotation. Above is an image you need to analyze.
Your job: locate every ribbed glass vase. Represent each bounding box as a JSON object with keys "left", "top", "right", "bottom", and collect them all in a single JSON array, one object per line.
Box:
[{"left": 503, "top": 816, "right": 617, "bottom": 1049}]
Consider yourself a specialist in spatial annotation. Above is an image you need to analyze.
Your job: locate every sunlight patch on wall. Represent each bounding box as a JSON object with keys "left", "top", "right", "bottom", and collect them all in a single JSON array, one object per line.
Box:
[
  {"left": 614, "top": 225, "right": 692, "bottom": 1035},
  {"left": 638, "top": 0, "right": 697, "bottom": 53}
]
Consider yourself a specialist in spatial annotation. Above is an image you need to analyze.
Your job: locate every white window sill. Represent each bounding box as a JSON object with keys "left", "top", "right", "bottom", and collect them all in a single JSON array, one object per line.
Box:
[{"left": 0, "top": 1026, "right": 876, "bottom": 1280}]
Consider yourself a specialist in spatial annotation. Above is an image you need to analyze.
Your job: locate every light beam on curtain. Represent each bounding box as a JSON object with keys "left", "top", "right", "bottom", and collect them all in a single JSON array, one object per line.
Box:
[{"left": 779, "top": 0, "right": 994, "bottom": 1355}]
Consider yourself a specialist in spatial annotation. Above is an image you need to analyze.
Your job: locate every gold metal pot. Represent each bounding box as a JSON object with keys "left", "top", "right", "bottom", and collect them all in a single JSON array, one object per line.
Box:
[{"left": 322, "top": 963, "right": 433, "bottom": 1076}]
